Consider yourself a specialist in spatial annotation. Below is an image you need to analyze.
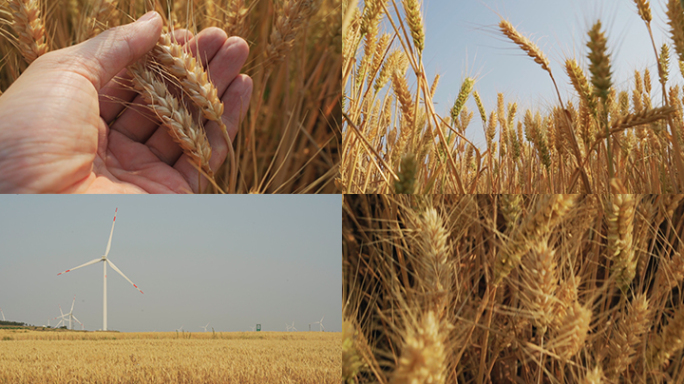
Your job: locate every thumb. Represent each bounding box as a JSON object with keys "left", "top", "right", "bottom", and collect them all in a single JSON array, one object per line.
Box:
[{"left": 49, "top": 11, "right": 163, "bottom": 91}]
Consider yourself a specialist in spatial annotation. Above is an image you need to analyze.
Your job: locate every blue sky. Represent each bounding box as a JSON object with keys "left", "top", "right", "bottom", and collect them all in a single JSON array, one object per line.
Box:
[
  {"left": 0, "top": 195, "right": 341, "bottom": 333},
  {"left": 378, "top": 0, "right": 673, "bottom": 148}
]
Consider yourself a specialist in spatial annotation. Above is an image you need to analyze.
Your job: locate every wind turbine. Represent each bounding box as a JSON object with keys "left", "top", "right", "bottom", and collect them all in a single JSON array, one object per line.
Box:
[
  {"left": 176, "top": 325, "right": 184, "bottom": 332},
  {"left": 200, "top": 323, "right": 209, "bottom": 332},
  {"left": 250, "top": 325, "right": 256, "bottom": 331},
  {"left": 52, "top": 296, "right": 83, "bottom": 330},
  {"left": 313, "top": 316, "right": 325, "bottom": 331},
  {"left": 286, "top": 321, "right": 297, "bottom": 331},
  {"left": 57, "top": 208, "right": 143, "bottom": 331}
]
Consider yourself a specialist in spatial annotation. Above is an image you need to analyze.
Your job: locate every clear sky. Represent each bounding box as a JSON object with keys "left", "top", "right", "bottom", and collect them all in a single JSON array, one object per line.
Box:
[
  {"left": 0, "top": 195, "right": 341, "bottom": 333},
  {"left": 388, "top": 0, "right": 674, "bottom": 148}
]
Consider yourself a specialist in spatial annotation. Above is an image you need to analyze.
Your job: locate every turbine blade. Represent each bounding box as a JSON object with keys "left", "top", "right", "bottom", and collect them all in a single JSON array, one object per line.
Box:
[
  {"left": 72, "top": 316, "right": 82, "bottom": 325},
  {"left": 104, "top": 208, "right": 118, "bottom": 258},
  {"left": 70, "top": 296, "right": 75, "bottom": 313},
  {"left": 59, "top": 305, "right": 64, "bottom": 317},
  {"left": 107, "top": 259, "right": 143, "bottom": 294},
  {"left": 57, "top": 258, "right": 103, "bottom": 275}
]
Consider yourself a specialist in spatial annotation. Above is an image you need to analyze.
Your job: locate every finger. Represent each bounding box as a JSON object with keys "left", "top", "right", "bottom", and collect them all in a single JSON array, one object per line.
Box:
[
  {"left": 44, "top": 11, "right": 163, "bottom": 92},
  {"left": 205, "top": 36, "right": 250, "bottom": 104},
  {"left": 99, "top": 29, "right": 194, "bottom": 125},
  {"left": 111, "top": 29, "right": 225, "bottom": 144},
  {"left": 175, "top": 74, "right": 253, "bottom": 192}
]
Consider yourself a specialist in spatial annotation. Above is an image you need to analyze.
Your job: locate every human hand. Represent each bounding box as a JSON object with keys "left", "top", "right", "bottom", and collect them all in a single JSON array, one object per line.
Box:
[{"left": 0, "top": 11, "right": 252, "bottom": 193}]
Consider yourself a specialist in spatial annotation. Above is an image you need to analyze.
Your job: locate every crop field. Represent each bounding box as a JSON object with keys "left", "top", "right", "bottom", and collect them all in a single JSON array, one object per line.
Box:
[
  {"left": 343, "top": 194, "right": 684, "bottom": 383},
  {"left": 342, "top": 0, "right": 684, "bottom": 193},
  {"left": 0, "top": 330, "right": 341, "bottom": 383}
]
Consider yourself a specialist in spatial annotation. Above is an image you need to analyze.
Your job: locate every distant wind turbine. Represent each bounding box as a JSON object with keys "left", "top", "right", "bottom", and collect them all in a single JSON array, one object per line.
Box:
[
  {"left": 52, "top": 296, "right": 83, "bottom": 330},
  {"left": 200, "top": 323, "right": 210, "bottom": 332},
  {"left": 57, "top": 208, "right": 143, "bottom": 331},
  {"left": 176, "top": 325, "right": 184, "bottom": 332},
  {"left": 313, "top": 316, "right": 325, "bottom": 332},
  {"left": 286, "top": 321, "right": 297, "bottom": 332},
  {"left": 250, "top": 326, "right": 256, "bottom": 332}
]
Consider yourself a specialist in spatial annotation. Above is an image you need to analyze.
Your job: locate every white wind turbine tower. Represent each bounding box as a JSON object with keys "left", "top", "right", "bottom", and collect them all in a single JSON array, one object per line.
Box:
[
  {"left": 57, "top": 208, "right": 143, "bottom": 331},
  {"left": 52, "top": 296, "right": 84, "bottom": 330},
  {"left": 313, "top": 316, "right": 325, "bottom": 331},
  {"left": 200, "top": 323, "right": 210, "bottom": 332}
]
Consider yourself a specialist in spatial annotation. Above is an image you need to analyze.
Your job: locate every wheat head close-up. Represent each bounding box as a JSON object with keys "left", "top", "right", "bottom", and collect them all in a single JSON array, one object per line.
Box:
[{"left": 344, "top": 194, "right": 684, "bottom": 383}]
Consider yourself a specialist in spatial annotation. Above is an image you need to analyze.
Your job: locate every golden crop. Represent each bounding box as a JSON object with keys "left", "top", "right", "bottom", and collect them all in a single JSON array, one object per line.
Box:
[
  {"left": 343, "top": 194, "right": 684, "bottom": 383},
  {"left": 0, "top": 330, "right": 341, "bottom": 383}
]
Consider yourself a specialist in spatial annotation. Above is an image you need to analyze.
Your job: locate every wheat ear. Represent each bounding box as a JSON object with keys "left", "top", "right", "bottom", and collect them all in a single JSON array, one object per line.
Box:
[
  {"left": 391, "top": 311, "right": 446, "bottom": 384},
  {"left": 152, "top": 32, "right": 236, "bottom": 189},
  {"left": 128, "top": 61, "right": 213, "bottom": 180},
  {"left": 606, "top": 294, "right": 650, "bottom": 379},
  {"left": 494, "top": 195, "right": 576, "bottom": 284},
  {"left": 605, "top": 194, "right": 637, "bottom": 290},
  {"left": 667, "top": 0, "right": 684, "bottom": 62},
  {"left": 402, "top": 0, "right": 424, "bottom": 54},
  {"left": 521, "top": 240, "right": 558, "bottom": 334},
  {"left": 8, "top": 0, "right": 47, "bottom": 64},
  {"left": 587, "top": 21, "right": 612, "bottom": 101},
  {"left": 551, "top": 301, "right": 592, "bottom": 360},
  {"left": 266, "top": 0, "right": 319, "bottom": 66},
  {"left": 86, "top": 0, "right": 119, "bottom": 38},
  {"left": 499, "top": 19, "right": 550, "bottom": 75},
  {"left": 650, "top": 304, "right": 684, "bottom": 366},
  {"left": 633, "top": 0, "right": 652, "bottom": 23}
]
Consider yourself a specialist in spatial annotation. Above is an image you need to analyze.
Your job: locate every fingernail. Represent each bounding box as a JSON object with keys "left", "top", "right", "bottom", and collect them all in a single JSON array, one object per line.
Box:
[{"left": 138, "top": 11, "right": 158, "bottom": 23}]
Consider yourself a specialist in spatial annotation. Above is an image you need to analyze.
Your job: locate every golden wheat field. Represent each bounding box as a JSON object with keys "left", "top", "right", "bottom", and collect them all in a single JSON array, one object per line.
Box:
[
  {"left": 0, "top": 0, "right": 340, "bottom": 193},
  {"left": 343, "top": 194, "right": 684, "bottom": 383},
  {"left": 0, "top": 329, "right": 341, "bottom": 383},
  {"left": 343, "top": 0, "right": 684, "bottom": 193}
]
